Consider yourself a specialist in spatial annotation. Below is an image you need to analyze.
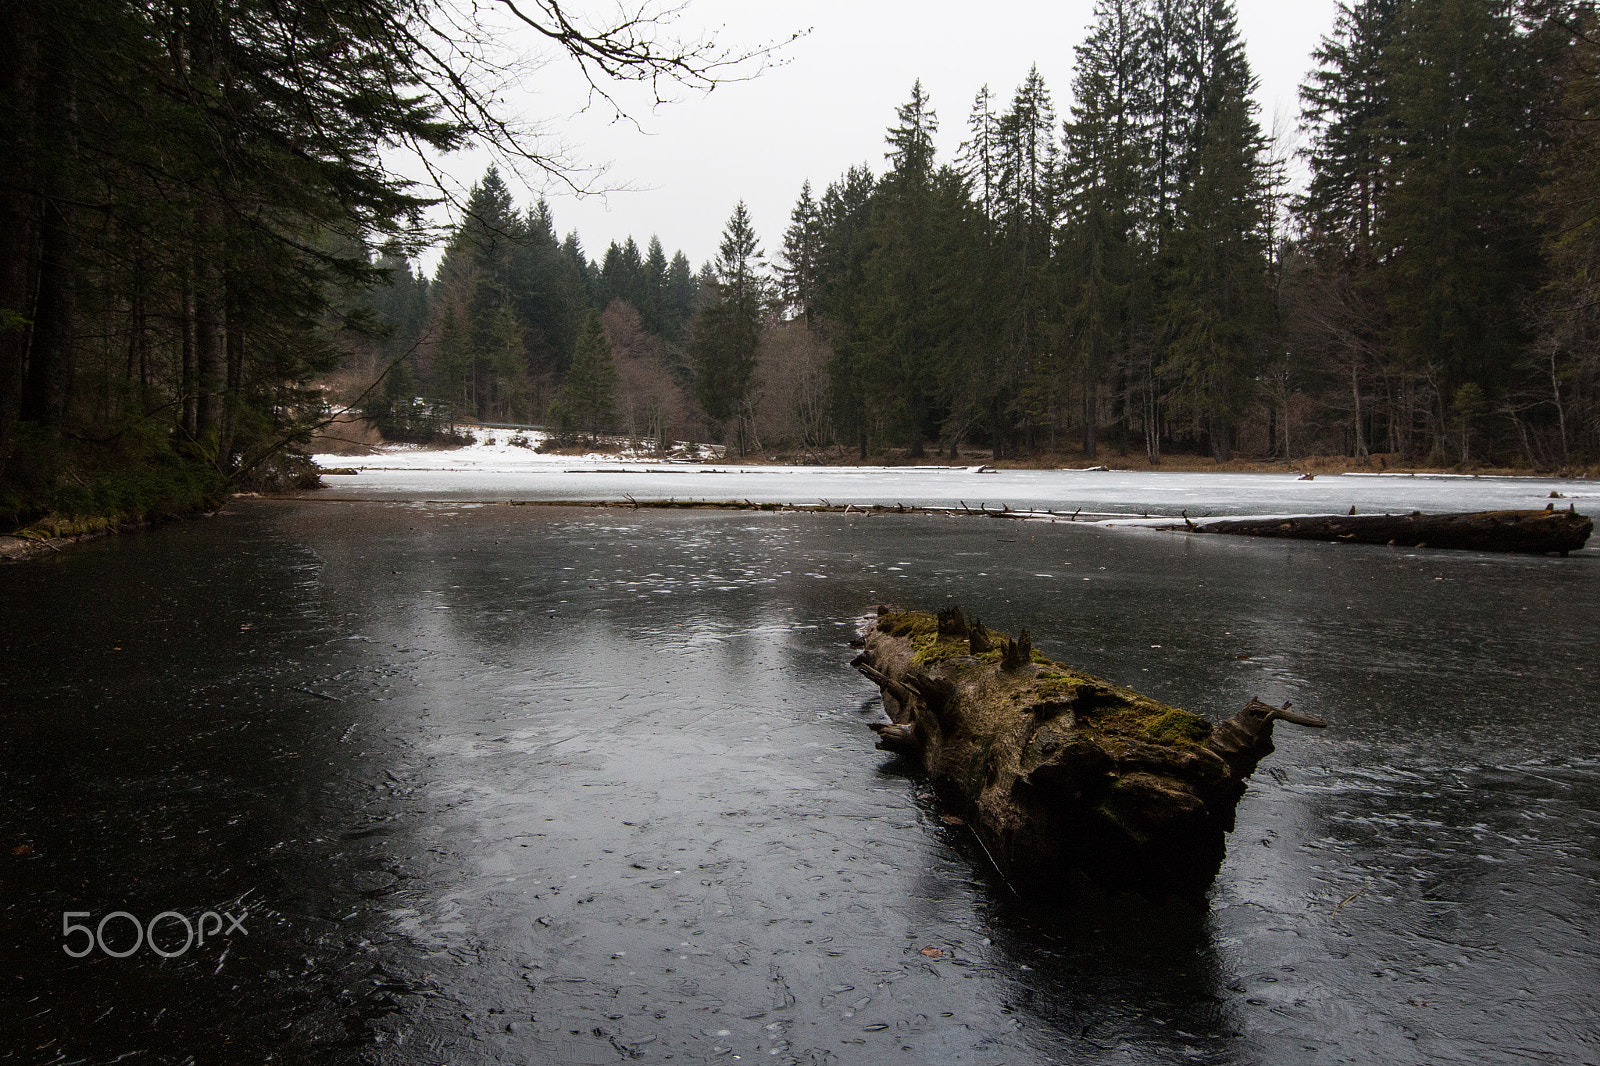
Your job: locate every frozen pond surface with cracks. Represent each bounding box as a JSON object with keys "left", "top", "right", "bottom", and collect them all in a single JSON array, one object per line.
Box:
[{"left": 3, "top": 465, "right": 1598, "bottom": 1064}]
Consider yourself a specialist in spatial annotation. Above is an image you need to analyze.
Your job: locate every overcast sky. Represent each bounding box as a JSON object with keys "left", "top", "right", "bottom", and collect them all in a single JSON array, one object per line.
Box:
[{"left": 419, "top": 0, "right": 1340, "bottom": 273}]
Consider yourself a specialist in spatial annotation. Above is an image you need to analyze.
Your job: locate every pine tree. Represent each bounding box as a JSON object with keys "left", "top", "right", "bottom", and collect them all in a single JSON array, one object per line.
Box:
[
  {"left": 958, "top": 85, "right": 1002, "bottom": 223},
  {"left": 1294, "top": 0, "right": 1400, "bottom": 460},
  {"left": 858, "top": 83, "right": 944, "bottom": 456},
  {"left": 1156, "top": 0, "right": 1271, "bottom": 461},
  {"left": 1376, "top": 0, "right": 1543, "bottom": 446},
  {"left": 1064, "top": 0, "right": 1153, "bottom": 456},
  {"left": 778, "top": 182, "right": 824, "bottom": 322},
  {"left": 555, "top": 309, "right": 619, "bottom": 440},
  {"left": 1159, "top": 85, "right": 1271, "bottom": 460},
  {"left": 993, "top": 68, "right": 1063, "bottom": 450},
  {"left": 691, "top": 202, "right": 768, "bottom": 453},
  {"left": 1299, "top": 0, "right": 1400, "bottom": 255},
  {"left": 642, "top": 236, "right": 670, "bottom": 334},
  {"left": 1530, "top": 5, "right": 1600, "bottom": 462},
  {"left": 665, "top": 252, "right": 697, "bottom": 339},
  {"left": 814, "top": 165, "right": 878, "bottom": 457}
]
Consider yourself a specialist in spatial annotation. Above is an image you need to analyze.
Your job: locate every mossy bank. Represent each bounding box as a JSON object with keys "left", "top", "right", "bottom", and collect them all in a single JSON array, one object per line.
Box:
[{"left": 2, "top": 427, "right": 321, "bottom": 561}]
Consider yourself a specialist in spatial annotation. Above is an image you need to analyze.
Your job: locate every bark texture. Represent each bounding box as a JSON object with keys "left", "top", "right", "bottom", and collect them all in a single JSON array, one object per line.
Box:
[{"left": 855, "top": 605, "right": 1326, "bottom": 901}]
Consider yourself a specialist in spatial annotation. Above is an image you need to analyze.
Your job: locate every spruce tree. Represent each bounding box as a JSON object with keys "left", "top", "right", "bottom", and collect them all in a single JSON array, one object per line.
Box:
[
  {"left": 778, "top": 182, "right": 824, "bottom": 322},
  {"left": 858, "top": 83, "right": 943, "bottom": 456},
  {"left": 1156, "top": 0, "right": 1271, "bottom": 461},
  {"left": 1159, "top": 85, "right": 1271, "bottom": 460},
  {"left": 1299, "top": 0, "right": 1400, "bottom": 255},
  {"left": 691, "top": 202, "right": 768, "bottom": 453},
  {"left": 665, "top": 252, "right": 697, "bottom": 339},
  {"left": 1531, "top": 5, "right": 1600, "bottom": 461},
  {"left": 1295, "top": 0, "right": 1399, "bottom": 459},
  {"left": 1142, "top": 0, "right": 1205, "bottom": 244},
  {"left": 642, "top": 236, "right": 670, "bottom": 335},
  {"left": 1376, "top": 0, "right": 1542, "bottom": 436},
  {"left": 555, "top": 309, "right": 619, "bottom": 441},
  {"left": 958, "top": 85, "right": 1002, "bottom": 223},
  {"left": 1064, "top": 0, "right": 1153, "bottom": 456},
  {"left": 994, "top": 68, "right": 1063, "bottom": 450},
  {"left": 814, "top": 165, "right": 878, "bottom": 457}
]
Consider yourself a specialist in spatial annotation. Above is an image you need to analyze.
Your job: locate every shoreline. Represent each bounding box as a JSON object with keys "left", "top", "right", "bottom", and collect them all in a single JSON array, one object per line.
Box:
[
  {"left": 1, "top": 522, "right": 139, "bottom": 563},
  {"left": 257, "top": 495, "right": 1599, "bottom": 555},
  {"left": 10, "top": 459, "right": 1597, "bottom": 564},
  {"left": 325, "top": 437, "right": 1600, "bottom": 480}
]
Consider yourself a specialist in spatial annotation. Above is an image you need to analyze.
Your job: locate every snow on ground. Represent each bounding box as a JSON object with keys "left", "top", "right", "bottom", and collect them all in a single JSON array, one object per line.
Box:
[
  {"left": 308, "top": 441, "right": 1596, "bottom": 529},
  {"left": 315, "top": 432, "right": 716, "bottom": 470}
]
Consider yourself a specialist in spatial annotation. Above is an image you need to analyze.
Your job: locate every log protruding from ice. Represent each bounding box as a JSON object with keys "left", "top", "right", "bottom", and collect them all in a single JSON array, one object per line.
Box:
[
  {"left": 854, "top": 606, "right": 1327, "bottom": 901},
  {"left": 1189, "top": 508, "right": 1591, "bottom": 554}
]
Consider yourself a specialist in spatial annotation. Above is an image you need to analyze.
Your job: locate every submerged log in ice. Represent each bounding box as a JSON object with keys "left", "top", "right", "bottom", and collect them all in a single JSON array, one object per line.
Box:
[
  {"left": 854, "top": 605, "right": 1326, "bottom": 901},
  {"left": 1186, "top": 507, "right": 1591, "bottom": 554}
]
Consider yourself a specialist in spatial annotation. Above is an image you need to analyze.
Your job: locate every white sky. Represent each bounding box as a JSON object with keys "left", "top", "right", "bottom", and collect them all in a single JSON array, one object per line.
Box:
[{"left": 418, "top": 0, "right": 1339, "bottom": 274}]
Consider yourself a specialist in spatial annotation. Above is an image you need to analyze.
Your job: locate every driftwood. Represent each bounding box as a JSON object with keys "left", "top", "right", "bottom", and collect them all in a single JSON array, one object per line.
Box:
[
  {"left": 854, "top": 605, "right": 1326, "bottom": 901},
  {"left": 1186, "top": 506, "right": 1591, "bottom": 554}
]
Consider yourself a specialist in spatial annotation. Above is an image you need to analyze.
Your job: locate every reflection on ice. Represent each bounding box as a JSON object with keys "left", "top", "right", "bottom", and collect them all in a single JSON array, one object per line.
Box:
[{"left": 2, "top": 496, "right": 1597, "bottom": 1064}]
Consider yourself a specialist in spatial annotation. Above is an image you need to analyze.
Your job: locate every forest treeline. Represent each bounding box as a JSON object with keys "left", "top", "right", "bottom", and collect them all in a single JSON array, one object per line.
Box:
[
  {"left": 0, "top": 0, "right": 746, "bottom": 530},
  {"left": 373, "top": 0, "right": 1600, "bottom": 469},
  {"left": 5, "top": 0, "right": 1600, "bottom": 531}
]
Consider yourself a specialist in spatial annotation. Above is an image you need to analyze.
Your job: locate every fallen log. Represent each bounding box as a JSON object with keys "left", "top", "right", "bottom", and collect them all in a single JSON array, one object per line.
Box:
[
  {"left": 1188, "top": 506, "right": 1591, "bottom": 554},
  {"left": 854, "top": 605, "right": 1326, "bottom": 901}
]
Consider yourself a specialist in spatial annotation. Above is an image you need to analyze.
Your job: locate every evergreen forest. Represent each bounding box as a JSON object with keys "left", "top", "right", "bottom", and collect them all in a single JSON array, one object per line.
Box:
[{"left": 6, "top": 0, "right": 1600, "bottom": 533}]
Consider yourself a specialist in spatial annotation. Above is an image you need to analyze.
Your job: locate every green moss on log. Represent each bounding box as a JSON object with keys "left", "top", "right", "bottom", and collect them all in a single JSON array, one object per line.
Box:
[{"left": 857, "top": 606, "right": 1307, "bottom": 901}]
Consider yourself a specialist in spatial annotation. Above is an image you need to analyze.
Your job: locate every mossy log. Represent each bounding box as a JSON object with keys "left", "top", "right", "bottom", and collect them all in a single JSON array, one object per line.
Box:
[
  {"left": 855, "top": 605, "right": 1326, "bottom": 901},
  {"left": 1189, "top": 507, "right": 1591, "bottom": 554}
]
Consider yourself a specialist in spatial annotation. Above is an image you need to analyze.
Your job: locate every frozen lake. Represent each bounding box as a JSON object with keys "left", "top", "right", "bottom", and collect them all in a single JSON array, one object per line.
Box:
[
  {"left": 315, "top": 444, "right": 1599, "bottom": 521},
  {"left": 4, "top": 464, "right": 1598, "bottom": 1063}
]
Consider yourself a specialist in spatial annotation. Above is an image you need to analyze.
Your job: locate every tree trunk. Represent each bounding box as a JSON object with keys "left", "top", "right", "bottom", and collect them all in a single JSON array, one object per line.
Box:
[
  {"left": 1144, "top": 387, "right": 1161, "bottom": 465},
  {"left": 18, "top": 38, "right": 79, "bottom": 441},
  {"left": 181, "top": 268, "right": 197, "bottom": 437},
  {"left": 193, "top": 242, "right": 224, "bottom": 443},
  {"left": 221, "top": 288, "right": 244, "bottom": 461},
  {"left": 1350, "top": 363, "right": 1369, "bottom": 463},
  {"left": 1211, "top": 418, "right": 1231, "bottom": 463},
  {"left": 1082, "top": 387, "right": 1097, "bottom": 458},
  {"left": 0, "top": 0, "right": 43, "bottom": 484},
  {"left": 1550, "top": 348, "right": 1568, "bottom": 464}
]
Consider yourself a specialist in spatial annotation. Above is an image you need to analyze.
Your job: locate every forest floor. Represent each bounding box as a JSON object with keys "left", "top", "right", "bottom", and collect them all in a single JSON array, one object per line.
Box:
[{"left": 309, "top": 416, "right": 1598, "bottom": 478}]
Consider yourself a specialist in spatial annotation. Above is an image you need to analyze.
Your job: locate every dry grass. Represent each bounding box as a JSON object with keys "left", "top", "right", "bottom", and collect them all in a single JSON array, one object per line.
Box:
[
  {"left": 731, "top": 445, "right": 1595, "bottom": 478},
  {"left": 306, "top": 416, "right": 384, "bottom": 455}
]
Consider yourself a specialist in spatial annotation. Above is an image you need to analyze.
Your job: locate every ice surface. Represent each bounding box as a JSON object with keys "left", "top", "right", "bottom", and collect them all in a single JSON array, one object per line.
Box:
[{"left": 314, "top": 442, "right": 1595, "bottom": 521}]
